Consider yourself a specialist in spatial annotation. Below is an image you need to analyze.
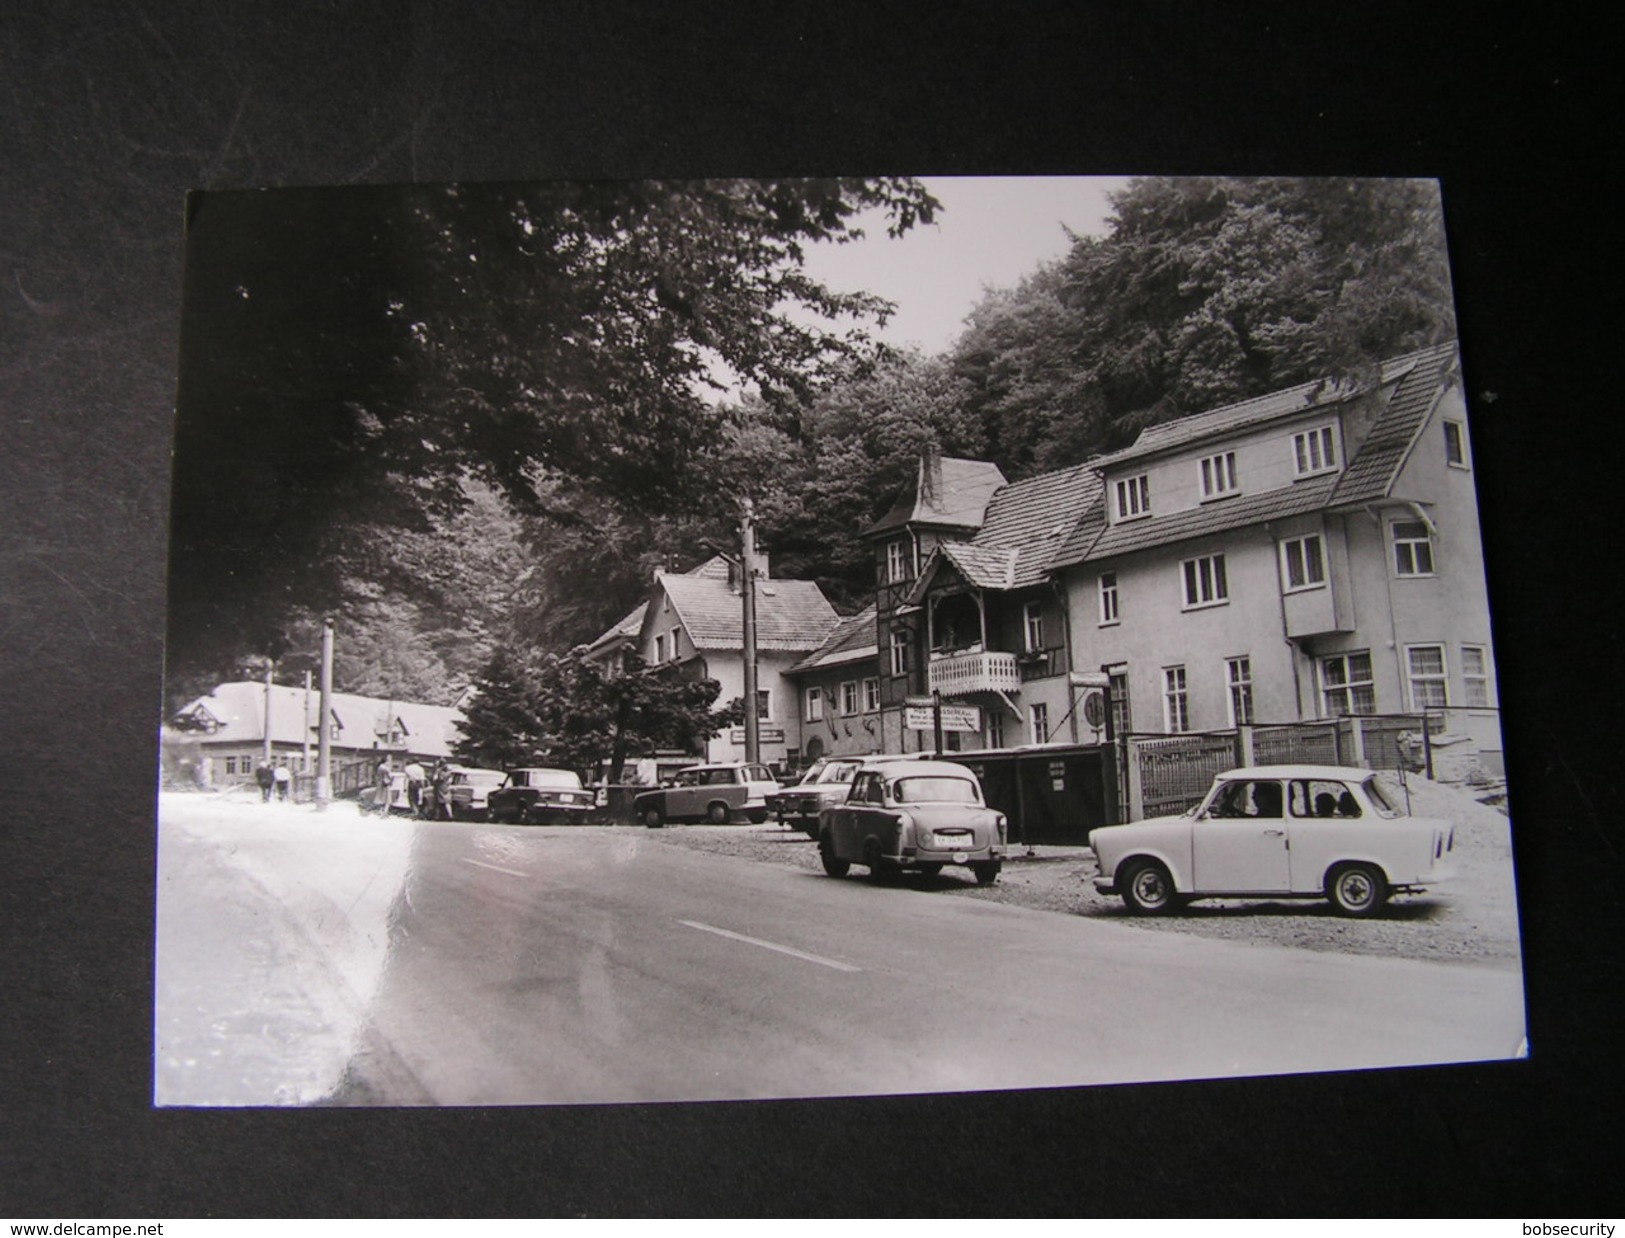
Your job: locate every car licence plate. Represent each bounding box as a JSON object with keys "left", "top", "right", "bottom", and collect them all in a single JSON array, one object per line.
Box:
[{"left": 933, "top": 831, "right": 973, "bottom": 849}]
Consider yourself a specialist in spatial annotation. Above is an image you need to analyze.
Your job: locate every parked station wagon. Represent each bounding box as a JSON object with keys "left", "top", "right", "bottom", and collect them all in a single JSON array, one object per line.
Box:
[
  {"left": 635, "top": 762, "right": 780, "bottom": 827},
  {"left": 818, "top": 759, "right": 1007, "bottom": 885},
  {"left": 1090, "top": 764, "right": 1456, "bottom": 918}
]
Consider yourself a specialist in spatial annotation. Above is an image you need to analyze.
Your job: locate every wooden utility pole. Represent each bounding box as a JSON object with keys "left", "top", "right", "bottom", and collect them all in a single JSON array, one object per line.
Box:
[
  {"left": 261, "top": 659, "right": 274, "bottom": 766},
  {"left": 315, "top": 617, "right": 334, "bottom": 811},
  {"left": 741, "top": 498, "right": 760, "bottom": 765}
]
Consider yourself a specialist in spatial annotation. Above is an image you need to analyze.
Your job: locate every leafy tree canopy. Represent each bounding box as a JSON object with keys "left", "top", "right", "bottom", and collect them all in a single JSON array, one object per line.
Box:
[{"left": 165, "top": 177, "right": 938, "bottom": 688}]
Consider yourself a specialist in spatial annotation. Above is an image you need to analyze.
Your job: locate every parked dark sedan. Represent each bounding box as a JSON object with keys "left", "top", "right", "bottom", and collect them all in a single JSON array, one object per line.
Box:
[{"left": 486, "top": 768, "right": 596, "bottom": 825}]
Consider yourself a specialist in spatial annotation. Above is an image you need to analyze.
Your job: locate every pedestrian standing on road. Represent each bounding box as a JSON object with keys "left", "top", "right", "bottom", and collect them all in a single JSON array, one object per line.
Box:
[
  {"left": 374, "top": 757, "right": 393, "bottom": 814},
  {"left": 429, "top": 760, "right": 451, "bottom": 820},
  {"left": 254, "top": 760, "right": 275, "bottom": 803},
  {"left": 404, "top": 758, "right": 427, "bottom": 816},
  {"left": 273, "top": 762, "right": 292, "bottom": 802}
]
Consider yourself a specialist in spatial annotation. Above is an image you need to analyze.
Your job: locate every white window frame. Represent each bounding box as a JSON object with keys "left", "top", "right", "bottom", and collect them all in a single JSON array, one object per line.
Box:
[
  {"left": 1029, "top": 702, "right": 1050, "bottom": 745},
  {"left": 669, "top": 626, "right": 682, "bottom": 660},
  {"left": 1392, "top": 519, "right": 1436, "bottom": 577},
  {"left": 1292, "top": 425, "right": 1339, "bottom": 477},
  {"left": 1163, "top": 666, "right": 1189, "bottom": 734},
  {"left": 1405, "top": 644, "right": 1450, "bottom": 711},
  {"left": 885, "top": 539, "right": 909, "bottom": 584},
  {"left": 862, "top": 677, "right": 881, "bottom": 712},
  {"left": 1199, "top": 450, "right": 1239, "bottom": 500},
  {"left": 1023, "top": 600, "right": 1045, "bottom": 652},
  {"left": 1226, "top": 656, "right": 1254, "bottom": 727},
  {"left": 1320, "top": 650, "right": 1376, "bottom": 717},
  {"left": 653, "top": 633, "right": 667, "bottom": 664},
  {"left": 888, "top": 628, "right": 909, "bottom": 677},
  {"left": 1181, "top": 553, "right": 1229, "bottom": 609},
  {"left": 986, "top": 709, "right": 1005, "bottom": 750},
  {"left": 1461, "top": 644, "right": 1491, "bottom": 707},
  {"left": 804, "top": 686, "right": 823, "bottom": 722},
  {"left": 1114, "top": 474, "right": 1151, "bottom": 520},
  {"left": 1279, "top": 534, "right": 1327, "bottom": 593},
  {"left": 1109, "top": 668, "right": 1131, "bottom": 737},
  {"left": 840, "top": 680, "right": 859, "bottom": 716},
  {"left": 757, "top": 689, "right": 771, "bottom": 722},
  {"left": 1099, "top": 571, "right": 1120, "bottom": 625},
  {"left": 1444, "top": 419, "right": 1469, "bottom": 469}
]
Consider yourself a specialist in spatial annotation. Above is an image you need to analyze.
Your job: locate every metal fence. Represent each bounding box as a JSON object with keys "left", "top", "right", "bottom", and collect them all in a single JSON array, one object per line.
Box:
[{"left": 1124, "top": 713, "right": 1435, "bottom": 819}]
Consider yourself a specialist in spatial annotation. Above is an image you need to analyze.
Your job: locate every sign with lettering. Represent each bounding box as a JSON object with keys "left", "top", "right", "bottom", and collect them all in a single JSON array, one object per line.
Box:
[{"left": 906, "top": 705, "right": 982, "bottom": 732}]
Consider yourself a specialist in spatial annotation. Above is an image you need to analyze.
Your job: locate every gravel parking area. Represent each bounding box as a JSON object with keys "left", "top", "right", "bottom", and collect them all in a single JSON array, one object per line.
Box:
[{"left": 635, "top": 776, "right": 1524, "bottom": 968}]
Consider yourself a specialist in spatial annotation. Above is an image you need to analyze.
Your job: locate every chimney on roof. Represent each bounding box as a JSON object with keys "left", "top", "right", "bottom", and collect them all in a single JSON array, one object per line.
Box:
[{"left": 920, "top": 443, "right": 942, "bottom": 505}]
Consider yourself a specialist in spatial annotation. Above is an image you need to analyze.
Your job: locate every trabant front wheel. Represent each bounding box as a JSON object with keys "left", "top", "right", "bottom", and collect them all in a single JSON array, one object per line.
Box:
[
  {"left": 706, "top": 801, "right": 730, "bottom": 824},
  {"left": 1119, "top": 858, "right": 1178, "bottom": 915},
  {"left": 1327, "top": 862, "right": 1388, "bottom": 918}
]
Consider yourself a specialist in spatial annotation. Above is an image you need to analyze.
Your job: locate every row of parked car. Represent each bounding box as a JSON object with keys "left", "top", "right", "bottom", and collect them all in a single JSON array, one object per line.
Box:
[{"left": 367, "top": 754, "right": 1459, "bottom": 918}]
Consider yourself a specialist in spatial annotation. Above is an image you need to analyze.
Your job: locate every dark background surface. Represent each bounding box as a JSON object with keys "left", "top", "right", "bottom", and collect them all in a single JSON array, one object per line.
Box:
[{"left": 3, "top": 0, "right": 1618, "bottom": 1217}]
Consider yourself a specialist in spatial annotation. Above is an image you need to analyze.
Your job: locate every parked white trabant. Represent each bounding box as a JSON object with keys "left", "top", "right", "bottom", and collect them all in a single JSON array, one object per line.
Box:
[{"left": 1090, "top": 765, "right": 1455, "bottom": 918}]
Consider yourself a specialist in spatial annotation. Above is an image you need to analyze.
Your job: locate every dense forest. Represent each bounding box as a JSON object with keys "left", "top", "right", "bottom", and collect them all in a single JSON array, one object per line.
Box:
[{"left": 164, "top": 176, "right": 1456, "bottom": 710}]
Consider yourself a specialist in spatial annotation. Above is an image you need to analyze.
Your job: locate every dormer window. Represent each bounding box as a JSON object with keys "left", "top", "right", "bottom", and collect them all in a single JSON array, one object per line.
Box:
[
  {"left": 1199, "top": 451, "right": 1239, "bottom": 500},
  {"left": 1114, "top": 474, "right": 1151, "bottom": 520},
  {"left": 1293, "top": 426, "right": 1339, "bottom": 477}
]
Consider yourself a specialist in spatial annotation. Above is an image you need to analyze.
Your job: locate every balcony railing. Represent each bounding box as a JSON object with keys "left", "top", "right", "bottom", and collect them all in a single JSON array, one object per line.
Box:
[{"left": 928, "top": 650, "right": 1022, "bottom": 696}]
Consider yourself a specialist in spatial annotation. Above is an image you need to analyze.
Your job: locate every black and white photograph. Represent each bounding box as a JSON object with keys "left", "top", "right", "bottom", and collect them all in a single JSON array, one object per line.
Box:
[
  {"left": 154, "top": 174, "right": 1526, "bottom": 1107},
  {"left": 6, "top": 2, "right": 1617, "bottom": 1220}
]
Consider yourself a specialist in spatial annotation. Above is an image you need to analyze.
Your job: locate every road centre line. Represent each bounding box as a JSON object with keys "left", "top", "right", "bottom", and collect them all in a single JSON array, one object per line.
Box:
[
  {"left": 678, "top": 920, "right": 861, "bottom": 972},
  {"left": 461, "top": 857, "right": 528, "bottom": 877}
]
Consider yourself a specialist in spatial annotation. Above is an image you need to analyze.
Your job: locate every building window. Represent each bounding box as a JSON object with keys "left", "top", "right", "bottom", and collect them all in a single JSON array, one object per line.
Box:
[
  {"left": 1199, "top": 451, "right": 1239, "bottom": 499},
  {"left": 888, "top": 628, "right": 909, "bottom": 677},
  {"left": 840, "top": 681, "right": 859, "bottom": 715},
  {"left": 803, "top": 686, "right": 822, "bottom": 722},
  {"left": 1406, "top": 644, "right": 1450, "bottom": 710},
  {"left": 862, "top": 678, "right": 880, "bottom": 712},
  {"left": 654, "top": 633, "right": 667, "bottom": 663},
  {"left": 1099, "top": 571, "right": 1119, "bottom": 625},
  {"left": 1114, "top": 474, "right": 1151, "bottom": 520},
  {"left": 1030, "top": 702, "right": 1050, "bottom": 744},
  {"left": 1461, "top": 645, "right": 1491, "bottom": 707},
  {"left": 1109, "top": 669, "right": 1131, "bottom": 737},
  {"left": 1226, "top": 657, "right": 1254, "bottom": 727},
  {"left": 986, "top": 709, "right": 1004, "bottom": 749},
  {"left": 1163, "top": 666, "right": 1189, "bottom": 733},
  {"left": 225, "top": 756, "right": 237, "bottom": 775},
  {"left": 757, "top": 689, "right": 771, "bottom": 722},
  {"left": 1392, "top": 520, "right": 1436, "bottom": 576},
  {"left": 669, "top": 627, "right": 681, "bottom": 659},
  {"left": 1280, "top": 534, "right": 1327, "bottom": 592},
  {"left": 1293, "top": 426, "right": 1338, "bottom": 476},
  {"left": 1320, "top": 651, "right": 1376, "bottom": 716},
  {"left": 1181, "top": 553, "right": 1229, "bottom": 609},
  {"left": 1444, "top": 420, "right": 1469, "bottom": 468},
  {"left": 886, "top": 539, "right": 909, "bottom": 584},
  {"left": 1023, "top": 600, "right": 1045, "bottom": 652}
]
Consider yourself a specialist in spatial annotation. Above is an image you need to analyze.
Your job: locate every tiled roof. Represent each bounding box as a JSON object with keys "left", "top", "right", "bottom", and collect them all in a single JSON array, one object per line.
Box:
[
  {"left": 1329, "top": 343, "right": 1459, "bottom": 506},
  {"left": 173, "top": 681, "right": 463, "bottom": 757},
  {"left": 940, "top": 542, "right": 1016, "bottom": 589},
  {"left": 787, "top": 606, "right": 878, "bottom": 674},
  {"left": 1080, "top": 474, "right": 1341, "bottom": 561},
  {"left": 1054, "top": 342, "right": 1459, "bottom": 565},
  {"left": 657, "top": 571, "right": 840, "bottom": 652},
  {"left": 585, "top": 602, "right": 647, "bottom": 653},
  {"left": 974, "top": 462, "right": 1103, "bottom": 586},
  {"left": 867, "top": 456, "right": 1008, "bottom": 535}
]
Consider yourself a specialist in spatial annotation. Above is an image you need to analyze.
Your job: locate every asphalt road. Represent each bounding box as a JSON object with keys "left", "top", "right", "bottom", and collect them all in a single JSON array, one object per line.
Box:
[{"left": 155, "top": 797, "right": 1527, "bottom": 1106}]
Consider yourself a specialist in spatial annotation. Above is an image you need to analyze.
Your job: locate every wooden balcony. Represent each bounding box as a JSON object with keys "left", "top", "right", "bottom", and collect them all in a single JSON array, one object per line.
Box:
[{"left": 928, "top": 650, "right": 1022, "bottom": 696}]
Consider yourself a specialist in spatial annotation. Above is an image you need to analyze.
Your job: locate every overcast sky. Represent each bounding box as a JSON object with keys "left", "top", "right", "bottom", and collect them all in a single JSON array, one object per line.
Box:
[{"left": 800, "top": 175, "right": 1131, "bottom": 356}]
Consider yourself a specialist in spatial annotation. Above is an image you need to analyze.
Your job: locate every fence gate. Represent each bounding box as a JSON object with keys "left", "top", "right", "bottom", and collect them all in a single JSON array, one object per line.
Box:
[{"left": 1128, "top": 733, "right": 1240, "bottom": 819}]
